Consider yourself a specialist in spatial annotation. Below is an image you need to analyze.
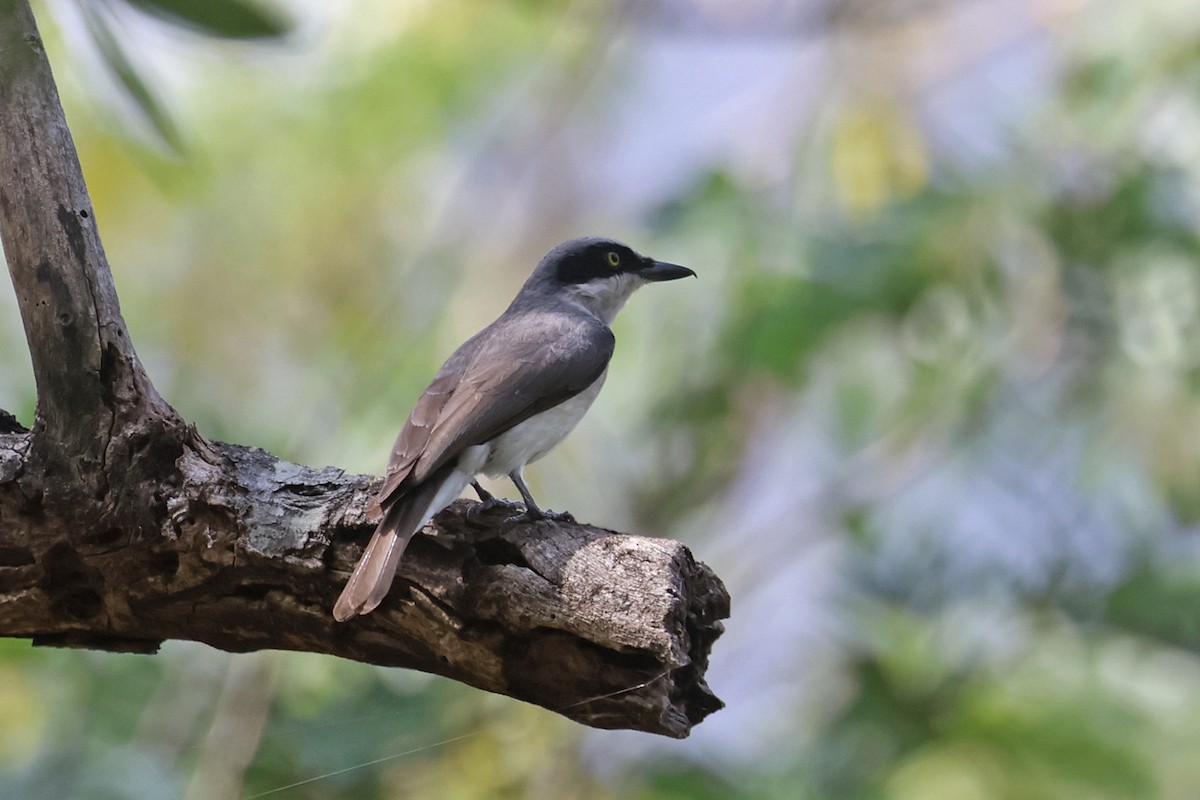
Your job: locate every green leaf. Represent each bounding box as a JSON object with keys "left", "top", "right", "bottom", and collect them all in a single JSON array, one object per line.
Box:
[
  {"left": 80, "top": 5, "right": 186, "bottom": 154},
  {"left": 1106, "top": 566, "right": 1200, "bottom": 650},
  {"left": 122, "top": 0, "right": 292, "bottom": 40}
]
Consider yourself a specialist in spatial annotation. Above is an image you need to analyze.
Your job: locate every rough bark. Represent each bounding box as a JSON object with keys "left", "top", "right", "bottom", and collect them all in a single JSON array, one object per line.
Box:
[
  {"left": 0, "top": 428, "right": 727, "bottom": 735},
  {"left": 0, "top": 0, "right": 179, "bottom": 498},
  {"left": 0, "top": 0, "right": 728, "bottom": 737}
]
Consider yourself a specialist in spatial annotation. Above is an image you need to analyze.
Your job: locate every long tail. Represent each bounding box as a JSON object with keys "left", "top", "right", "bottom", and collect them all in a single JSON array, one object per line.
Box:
[{"left": 333, "top": 465, "right": 468, "bottom": 622}]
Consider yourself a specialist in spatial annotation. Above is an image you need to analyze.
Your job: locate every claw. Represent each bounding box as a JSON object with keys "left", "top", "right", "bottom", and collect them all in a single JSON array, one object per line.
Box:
[
  {"left": 503, "top": 469, "right": 574, "bottom": 524},
  {"left": 467, "top": 495, "right": 523, "bottom": 520},
  {"left": 503, "top": 507, "right": 575, "bottom": 525}
]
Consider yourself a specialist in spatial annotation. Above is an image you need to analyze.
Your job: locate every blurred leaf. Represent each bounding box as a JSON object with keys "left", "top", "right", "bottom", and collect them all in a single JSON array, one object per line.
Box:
[
  {"left": 810, "top": 659, "right": 939, "bottom": 797},
  {"left": 1165, "top": 481, "right": 1200, "bottom": 526},
  {"left": 639, "top": 768, "right": 742, "bottom": 800},
  {"left": 121, "top": 0, "right": 292, "bottom": 40},
  {"left": 1106, "top": 566, "right": 1200, "bottom": 650},
  {"left": 959, "top": 676, "right": 1153, "bottom": 799},
  {"left": 1045, "top": 169, "right": 1199, "bottom": 270},
  {"left": 0, "top": 664, "right": 43, "bottom": 768},
  {"left": 831, "top": 103, "right": 929, "bottom": 215},
  {"left": 727, "top": 274, "right": 864, "bottom": 378},
  {"left": 80, "top": 5, "right": 185, "bottom": 154},
  {"left": 724, "top": 260, "right": 924, "bottom": 383}
]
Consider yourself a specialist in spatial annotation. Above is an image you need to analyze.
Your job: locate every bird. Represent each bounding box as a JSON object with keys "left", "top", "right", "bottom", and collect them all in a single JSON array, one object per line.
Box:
[{"left": 333, "top": 237, "right": 695, "bottom": 622}]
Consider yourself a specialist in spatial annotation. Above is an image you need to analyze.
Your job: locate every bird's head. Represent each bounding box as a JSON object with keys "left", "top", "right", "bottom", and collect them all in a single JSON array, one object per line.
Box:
[{"left": 525, "top": 237, "right": 695, "bottom": 324}]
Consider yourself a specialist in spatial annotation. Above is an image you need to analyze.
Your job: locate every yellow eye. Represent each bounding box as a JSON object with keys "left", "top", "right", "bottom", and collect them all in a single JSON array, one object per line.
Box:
[{"left": 606, "top": 251, "right": 620, "bottom": 268}]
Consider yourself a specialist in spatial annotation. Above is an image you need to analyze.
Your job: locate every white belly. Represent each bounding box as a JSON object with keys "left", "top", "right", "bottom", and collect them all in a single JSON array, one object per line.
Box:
[{"left": 480, "top": 370, "right": 607, "bottom": 477}]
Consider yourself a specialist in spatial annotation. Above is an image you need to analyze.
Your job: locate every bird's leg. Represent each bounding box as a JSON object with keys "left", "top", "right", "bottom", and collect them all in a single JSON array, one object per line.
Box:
[
  {"left": 506, "top": 468, "right": 574, "bottom": 523},
  {"left": 466, "top": 479, "right": 523, "bottom": 518}
]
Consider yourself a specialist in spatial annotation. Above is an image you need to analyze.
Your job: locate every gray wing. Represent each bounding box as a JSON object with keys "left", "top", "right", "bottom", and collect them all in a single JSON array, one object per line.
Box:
[{"left": 373, "top": 310, "right": 614, "bottom": 511}]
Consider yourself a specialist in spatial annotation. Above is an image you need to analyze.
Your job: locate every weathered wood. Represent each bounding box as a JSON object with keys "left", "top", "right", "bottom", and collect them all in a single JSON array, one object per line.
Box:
[
  {"left": 0, "top": 429, "right": 728, "bottom": 735},
  {"left": 0, "top": 0, "right": 178, "bottom": 501},
  {"left": 0, "top": 0, "right": 729, "bottom": 737}
]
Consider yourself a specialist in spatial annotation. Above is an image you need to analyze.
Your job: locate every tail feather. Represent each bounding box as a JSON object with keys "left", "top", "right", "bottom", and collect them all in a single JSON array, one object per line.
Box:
[
  {"left": 333, "top": 464, "right": 469, "bottom": 621},
  {"left": 332, "top": 504, "right": 407, "bottom": 622}
]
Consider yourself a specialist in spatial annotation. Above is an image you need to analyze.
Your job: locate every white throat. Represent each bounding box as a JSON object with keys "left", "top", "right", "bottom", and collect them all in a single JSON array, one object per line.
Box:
[{"left": 562, "top": 273, "right": 645, "bottom": 325}]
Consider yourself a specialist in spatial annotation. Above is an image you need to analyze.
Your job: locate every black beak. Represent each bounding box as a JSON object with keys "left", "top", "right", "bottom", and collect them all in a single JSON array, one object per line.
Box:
[{"left": 637, "top": 259, "right": 696, "bottom": 282}]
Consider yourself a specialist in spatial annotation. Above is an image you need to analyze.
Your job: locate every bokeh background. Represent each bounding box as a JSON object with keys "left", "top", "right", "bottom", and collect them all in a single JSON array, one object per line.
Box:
[{"left": 4, "top": 0, "right": 1200, "bottom": 797}]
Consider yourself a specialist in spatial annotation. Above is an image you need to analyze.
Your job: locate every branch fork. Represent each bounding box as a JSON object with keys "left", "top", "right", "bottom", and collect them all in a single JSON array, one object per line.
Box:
[{"left": 0, "top": 0, "right": 728, "bottom": 736}]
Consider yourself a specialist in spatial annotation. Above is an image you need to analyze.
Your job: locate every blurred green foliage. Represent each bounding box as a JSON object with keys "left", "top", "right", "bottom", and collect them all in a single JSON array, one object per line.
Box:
[
  {"left": 6, "top": 0, "right": 1200, "bottom": 798},
  {"left": 124, "top": 0, "right": 291, "bottom": 40}
]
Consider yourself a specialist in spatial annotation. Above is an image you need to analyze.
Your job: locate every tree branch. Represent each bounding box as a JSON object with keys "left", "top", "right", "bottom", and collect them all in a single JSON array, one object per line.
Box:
[
  {"left": 0, "top": 430, "right": 727, "bottom": 735},
  {"left": 0, "top": 0, "right": 178, "bottom": 501},
  {"left": 0, "top": 0, "right": 729, "bottom": 737}
]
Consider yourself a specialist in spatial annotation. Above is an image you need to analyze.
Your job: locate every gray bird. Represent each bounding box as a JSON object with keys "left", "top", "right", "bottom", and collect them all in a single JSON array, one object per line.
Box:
[{"left": 333, "top": 237, "right": 695, "bottom": 621}]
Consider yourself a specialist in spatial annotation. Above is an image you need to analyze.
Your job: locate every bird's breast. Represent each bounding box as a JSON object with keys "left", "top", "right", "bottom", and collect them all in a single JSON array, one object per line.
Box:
[{"left": 481, "top": 369, "right": 608, "bottom": 477}]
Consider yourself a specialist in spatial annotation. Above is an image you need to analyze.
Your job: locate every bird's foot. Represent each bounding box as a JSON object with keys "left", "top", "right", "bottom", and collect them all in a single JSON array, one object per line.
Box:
[
  {"left": 467, "top": 495, "right": 524, "bottom": 520},
  {"left": 503, "top": 506, "right": 575, "bottom": 525}
]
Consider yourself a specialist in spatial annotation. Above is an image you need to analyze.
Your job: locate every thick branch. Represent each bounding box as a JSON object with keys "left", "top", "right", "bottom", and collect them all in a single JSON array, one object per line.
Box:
[
  {"left": 0, "top": 0, "right": 175, "bottom": 498},
  {"left": 0, "top": 431, "right": 728, "bottom": 736}
]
